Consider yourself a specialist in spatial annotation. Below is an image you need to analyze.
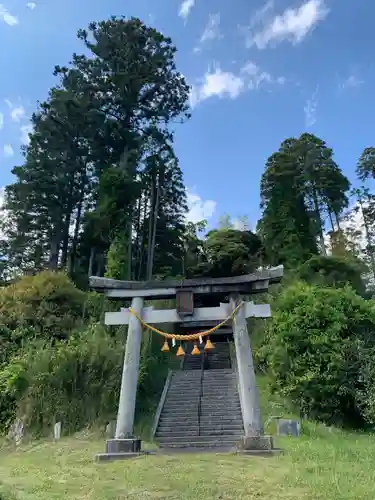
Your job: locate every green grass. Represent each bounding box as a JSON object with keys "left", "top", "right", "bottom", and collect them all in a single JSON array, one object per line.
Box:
[
  {"left": 1, "top": 378, "right": 375, "bottom": 499},
  {"left": 1, "top": 430, "right": 375, "bottom": 499}
]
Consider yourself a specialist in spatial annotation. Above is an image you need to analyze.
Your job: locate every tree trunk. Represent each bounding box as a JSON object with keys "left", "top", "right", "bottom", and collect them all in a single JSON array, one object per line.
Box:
[
  {"left": 147, "top": 174, "right": 161, "bottom": 281},
  {"left": 334, "top": 211, "right": 341, "bottom": 231},
  {"left": 127, "top": 212, "right": 133, "bottom": 280},
  {"left": 358, "top": 196, "right": 375, "bottom": 280},
  {"left": 312, "top": 189, "right": 327, "bottom": 256},
  {"left": 88, "top": 247, "right": 95, "bottom": 277},
  {"left": 69, "top": 171, "right": 86, "bottom": 275},
  {"left": 328, "top": 211, "right": 335, "bottom": 232},
  {"left": 146, "top": 178, "right": 156, "bottom": 280},
  {"left": 48, "top": 235, "right": 60, "bottom": 270},
  {"left": 60, "top": 178, "right": 75, "bottom": 268},
  {"left": 137, "top": 195, "right": 148, "bottom": 280}
]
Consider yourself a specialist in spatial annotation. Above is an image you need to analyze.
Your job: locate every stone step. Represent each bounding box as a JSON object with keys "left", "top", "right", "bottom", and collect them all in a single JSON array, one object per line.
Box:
[
  {"left": 162, "top": 405, "right": 199, "bottom": 418},
  {"left": 204, "top": 368, "right": 233, "bottom": 374},
  {"left": 166, "top": 393, "right": 201, "bottom": 400},
  {"left": 165, "top": 396, "right": 200, "bottom": 403},
  {"left": 200, "top": 425, "right": 243, "bottom": 432},
  {"left": 200, "top": 417, "right": 243, "bottom": 425},
  {"left": 167, "top": 385, "right": 201, "bottom": 391},
  {"left": 156, "top": 430, "right": 200, "bottom": 438},
  {"left": 161, "top": 411, "right": 199, "bottom": 419},
  {"left": 201, "top": 400, "right": 241, "bottom": 404},
  {"left": 158, "top": 441, "right": 239, "bottom": 449},
  {"left": 200, "top": 399, "right": 241, "bottom": 405},
  {"left": 201, "top": 400, "right": 241, "bottom": 405},
  {"left": 201, "top": 392, "right": 238, "bottom": 397},
  {"left": 159, "top": 418, "right": 199, "bottom": 426},
  {"left": 165, "top": 398, "right": 201, "bottom": 404},
  {"left": 202, "top": 388, "right": 237, "bottom": 393},
  {"left": 202, "top": 381, "right": 237, "bottom": 386},
  {"left": 157, "top": 424, "right": 199, "bottom": 431},
  {"left": 203, "top": 379, "right": 235, "bottom": 383},
  {"left": 157, "top": 434, "right": 243, "bottom": 444},
  {"left": 199, "top": 428, "right": 244, "bottom": 436},
  {"left": 173, "top": 370, "right": 202, "bottom": 376},
  {"left": 163, "top": 405, "right": 198, "bottom": 412},
  {"left": 157, "top": 429, "right": 243, "bottom": 439},
  {"left": 201, "top": 392, "right": 239, "bottom": 397},
  {"left": 201, "top": 408, "right": 242, "bottom": 420},
  {"left": 158, "top": 423, "right": 243, "bottom": 433},
  {"left": 201, "top": 396, "right": 240, "bottom": 402}
]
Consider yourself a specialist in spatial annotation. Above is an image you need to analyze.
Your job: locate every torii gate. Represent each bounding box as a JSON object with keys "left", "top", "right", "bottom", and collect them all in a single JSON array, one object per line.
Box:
[{"left": 90, "top": 266, "right": 283, "bottom": 459}]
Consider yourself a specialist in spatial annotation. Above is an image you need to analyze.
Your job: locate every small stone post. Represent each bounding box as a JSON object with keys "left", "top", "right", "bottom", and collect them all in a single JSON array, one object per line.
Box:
[
  {"left": 230, "top": 294, "right": 274, "bottom": 451},
  {"left": 101, "top": 296, "right": 144, "bottom": 459}
]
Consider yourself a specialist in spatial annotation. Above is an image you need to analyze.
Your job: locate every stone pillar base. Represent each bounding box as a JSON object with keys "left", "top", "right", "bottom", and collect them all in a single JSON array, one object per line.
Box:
[
  {"left": 237, "top": 435, "right": 275, "bottom": 451},
  {"left": 96, "top": 438, "right": 144, "bottom": 462}
]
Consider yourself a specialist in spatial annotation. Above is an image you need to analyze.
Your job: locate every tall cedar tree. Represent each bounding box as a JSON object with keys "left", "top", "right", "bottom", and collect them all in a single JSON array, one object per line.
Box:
[
  {"left": 258, "top": 139, "right": 319, "bottom": 267},
  {"left": 1, "top": 17, "right": 190, "bottom": 281},
  {"left": 258, "top": 135, "right": 350, "bottom": 267}
]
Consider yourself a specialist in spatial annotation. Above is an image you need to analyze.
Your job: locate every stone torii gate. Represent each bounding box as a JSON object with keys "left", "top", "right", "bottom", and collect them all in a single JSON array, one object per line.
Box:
[{"left": 90, "top": 266, "right": 283, "bottom": 460}]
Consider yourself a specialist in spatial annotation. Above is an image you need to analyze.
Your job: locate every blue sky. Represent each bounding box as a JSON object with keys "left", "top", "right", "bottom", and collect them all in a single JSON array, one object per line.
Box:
[{"left": 0, "top": 0, "right": 373, "bottom": 230}]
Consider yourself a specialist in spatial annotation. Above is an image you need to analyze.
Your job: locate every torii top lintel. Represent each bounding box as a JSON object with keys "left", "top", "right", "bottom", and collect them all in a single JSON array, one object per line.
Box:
[{"left": 89, "top": 266, "right": 284, "bottom": 300}]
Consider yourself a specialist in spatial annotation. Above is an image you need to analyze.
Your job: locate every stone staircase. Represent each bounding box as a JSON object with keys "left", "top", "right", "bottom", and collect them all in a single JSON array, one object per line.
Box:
[
  {"left": 155, "top": 363, "right": 244, "bottom": 449},
  {"left": 182, "top": 341, "right": 232, "bottom": 371},
  {"left": 206, "top": 341, "right": 231, "bottom": 370}
]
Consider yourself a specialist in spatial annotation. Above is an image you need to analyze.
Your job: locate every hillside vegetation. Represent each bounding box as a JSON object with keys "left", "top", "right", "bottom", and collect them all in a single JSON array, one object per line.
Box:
[{"left": 1, "top": 13, "right": 375, "bottom": 500}]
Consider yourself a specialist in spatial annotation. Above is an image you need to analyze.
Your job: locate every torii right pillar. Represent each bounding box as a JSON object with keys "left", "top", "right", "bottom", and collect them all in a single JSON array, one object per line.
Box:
[{"left": 230, "top": 294, "right": 275, "bottom": 453}]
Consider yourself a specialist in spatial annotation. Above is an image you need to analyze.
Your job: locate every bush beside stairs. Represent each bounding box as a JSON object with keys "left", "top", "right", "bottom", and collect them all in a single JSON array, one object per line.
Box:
[{"left": 155, "top": 342, "right": 244, "bottom": 449}]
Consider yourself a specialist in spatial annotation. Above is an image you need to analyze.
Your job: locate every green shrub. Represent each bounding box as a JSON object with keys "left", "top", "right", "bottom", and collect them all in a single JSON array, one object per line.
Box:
[
  {"left": 0, "top": 271, "right": 85, "bottom": 341},
  {"left": 0, "top": 323, "right": 170, "bottom": 435},
  {"left": 298, "top": 255, "right": 365, "bottom": 295},
  {"left": 260, "top": 281, "right": 375, "bottom": 427},
  {"left": 0, "top": 324, "right": 123, "bottom": 434}
]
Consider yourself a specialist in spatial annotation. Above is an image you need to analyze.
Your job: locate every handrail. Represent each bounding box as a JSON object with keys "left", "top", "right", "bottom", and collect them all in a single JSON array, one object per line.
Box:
[
  {"left": 197, "top": 351, "right": 205, "bottom": 436},
  {"left": 152, "top": 369, "right": 173, "bottom": 439}
]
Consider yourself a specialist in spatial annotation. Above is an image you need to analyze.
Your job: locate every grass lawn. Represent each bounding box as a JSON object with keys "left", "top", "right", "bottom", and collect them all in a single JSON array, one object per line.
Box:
[
  {"left": 1, "top": 379, "right": 374, "bottom": 499},
  {"left": 1, "top": 426, "right": 375, "bottom": 499}
]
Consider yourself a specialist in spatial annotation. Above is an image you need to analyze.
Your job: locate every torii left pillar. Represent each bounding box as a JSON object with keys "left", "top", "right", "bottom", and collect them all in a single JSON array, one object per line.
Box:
[{"left": 97, "top": 297, "right": 144, "bottom": 461}]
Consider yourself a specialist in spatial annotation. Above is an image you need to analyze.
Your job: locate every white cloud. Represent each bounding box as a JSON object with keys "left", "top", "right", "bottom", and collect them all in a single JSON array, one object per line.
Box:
[
  {"left": 245, "top": 0, "right": 329, "bottom": 49},
  {"left": 304, "top": 85, "right": 319, "bottom": 127},
  {"left": 3, "top": 144, "right": 14, "bottom": 157},
  {"left": 0, "top": 4, "right": 18, "bottom": 26},
  {"left": 194, "top": 13, "right": 222, "bottom": 53},
  {"left": 0, "top": 187, "right": 4, "bottom": 208},
  {"left": 340, "top": 75, "right": 363, "bottom": 90},
  {"left": 10, "top": 106, "right": 25, "bottom": 122},
  {"left": 187, "top": 190, "right": 216, "bottom": 223},
  {"left": 190, "top": 62, "right": 285, "bottom": 106},
  {"left": 26, "top": 2, "right": 36, "bottom": 9},
  {"left": 190, "top": 68, "right": 245, "bottom": 107},
  {"left": 179, "top": 0, "right": 195, "bottom": 20},
  {"left": 200, "top": 13, "right": 221, "bottom": 43},
  {"left": 20, "top": 124, "right": 32, "bottom": 144},
  {"left": 241, "top": 61, "right": 283, "bottom": 88},
  {"left": 0, "top": 113, "right": 3, "bottom": 130}
]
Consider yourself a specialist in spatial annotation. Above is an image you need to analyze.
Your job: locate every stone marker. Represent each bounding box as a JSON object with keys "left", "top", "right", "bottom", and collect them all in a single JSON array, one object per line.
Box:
[
  {"left": 54, "top": 422, "right": 62, "bottom": 440},
  {"left": 276, "top": 419, "right": 300, "bottom": 437},
  {"left": 8, "top": 418, "right": 24, "bottom": 445}
]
